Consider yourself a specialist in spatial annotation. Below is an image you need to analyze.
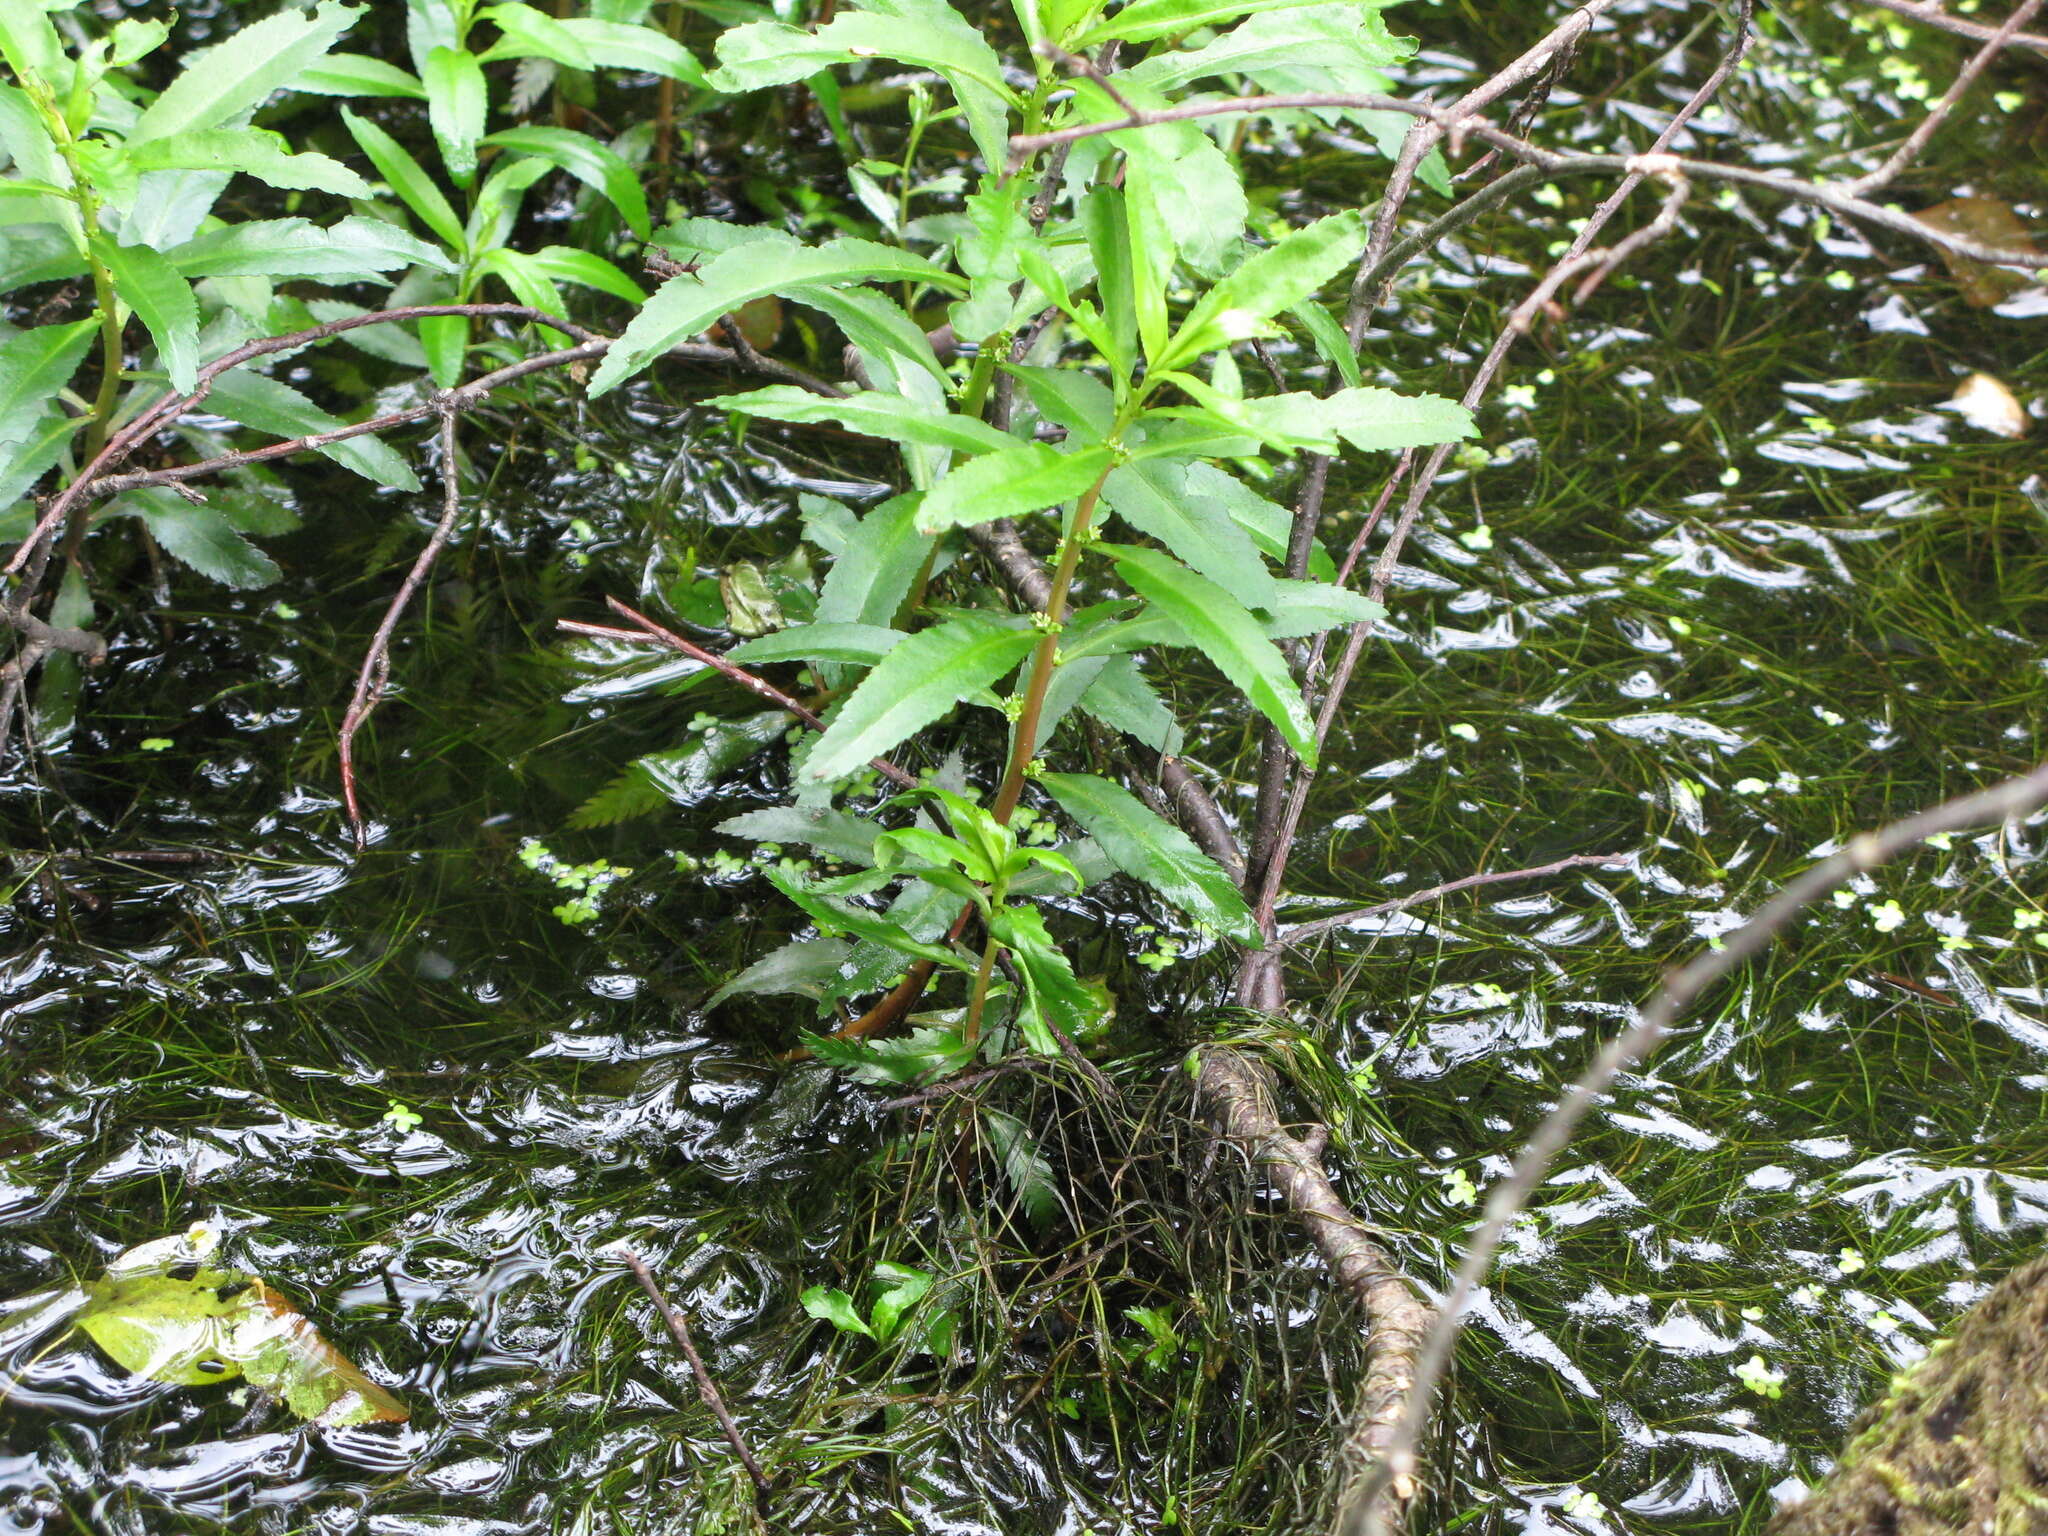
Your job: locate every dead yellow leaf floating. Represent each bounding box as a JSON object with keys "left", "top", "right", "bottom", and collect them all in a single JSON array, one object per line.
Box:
[
  {"left": 69, "top": 1224, "right": 407, "bottom": 1427},
  {"left": 1950, "top": 372, "right": 2029, "bottom": 439},
  {"left": 1913, "top": 197, "right": 2047, "bottom": 309}
]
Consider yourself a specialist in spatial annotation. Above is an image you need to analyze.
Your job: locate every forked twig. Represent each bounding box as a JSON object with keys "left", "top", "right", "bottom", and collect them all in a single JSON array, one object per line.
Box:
[
  {"left": 1859, "top": 0, "right": 2048, "bottom": 54},
  {"left": 338, "top": 404, "right": 466, "bottom": 846},
  {"left": 1847, "top": 0, "right": 2048, "bottom": 194},
  {"left": 619, "top": 1249, "right": 772, "bottom": 1496}
]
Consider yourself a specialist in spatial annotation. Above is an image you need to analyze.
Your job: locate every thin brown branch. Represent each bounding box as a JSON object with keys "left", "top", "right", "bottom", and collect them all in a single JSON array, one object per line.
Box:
[
  {"left": 1345, "top": 755, "right": 2048, "bottom": 1536},
  {"left": 1199, "top": 1047, "right": 1432, "bottom": 1526},
  {"left": 1359, "top": 0, "right": 1622, "bottom": 297},
  {"left": 1859, "top": 0, "right": 2048, "bottom": 54},
  {"left": 1251, "top": 2, "right": 1760, "bottom": 950},
  {"left": 1279, "top": 852, "right": 1633, "bottom": 948},
  {"left": 1011, "top": 91, "right": 1555, "bottom": 166},
  {"left": 572, "top": 597, "right": 920, "bottom": 792},
  {"left": 619, "top": 1249, "right": 772, "bottom": 1495},
  {"left": 6, "top": 304, "right": 840, "bottom": 573},
  {"left": 4, "top": 305, "right": 594, "bottom": 575},
  {"left": 338, "top": 405, "right": 466, "bottom": 846},
  {"left": 1848, "top": 0, "right": 2047, "bottom": 193}
]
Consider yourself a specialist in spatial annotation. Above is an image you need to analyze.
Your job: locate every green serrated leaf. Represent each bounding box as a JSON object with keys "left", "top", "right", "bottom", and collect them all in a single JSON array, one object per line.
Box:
[
  {"left": 1256, "top": 578, "right": 1382, "bottom": 640},
  {"left": 816, "top": 491, "right": 927, "bottom": 630},
  {"left": 1040, "top": 771, "right": 1256, "bottom": 944},
  {"left": 728, "top": 621, "right": 903, "bottom": 668},
  {"left": 127, "top": 128, "right": 374, "bottom": 199},
  {"left": 703, "top": 385, "right": 1012, "bottom": 458},
  {"left": 1106, "top": 542, "right": 1316, "bottom": 770},
  {"left": 989, "top": 903, "right": 1098, "bottom": 1054},
  {"left": 1074, "top": 0, "right": 1327, "bottom": 47},
  {"left": 803, "top": 615, "right": 1037, "bottom": 783},
  {"left": 203, "top": 369, "right": 421, "bottom": 491},
  {"left": 983, "top": 1107, "right": 1062, "bottom": 1227},
  {"left": 95, "top": 237, "right": 200, "bottom": 393},
  {"left": 483, "top": 125, "right": 650, "bottom": 240},
  {"left": 294, "top": 53, "right": 427, "bottom": 99},
  {"left": 593, "top": 237, "right": 961, "bottom": 395},
  {"left": 342, "top": 106, "right": 465, "bottom": 250},
  {"left": 565, "top": 761, "right": 670, "bottom": 829},
  {"left": 129, "top": 2, "right": 361, "bottom": 145},
  {"left": 1100, "top": 461, "right": 1275, "bottom": 610},
  {"left": 164, "top": 216, "right": 455, "bottom": 279},
  {"left": 768, "top": 866, "right": 971, "bottom": 969},
  {"left": 422, "top": 45, "right": 487, "bottom": 184},
  {"left": 111, "top": 486, "right": 280, "bottom": 589},
  {"left": 1159, "top": 209, "right": 1366, "bottom": 371},
  {"left": 557, "top": 16, "right": 707, "bottom": 83},
  {"left": 916, "top": 443, "right": 1114, "bottom": 534},
  {"left": 716, "top": 805, "right": 880, "bottom": 865},
  {"left": 708, "top": 937, "right": 853, "bottom": 1007},
  {"left": 0, "top": 318, "right": 96, "bottom": 452}
]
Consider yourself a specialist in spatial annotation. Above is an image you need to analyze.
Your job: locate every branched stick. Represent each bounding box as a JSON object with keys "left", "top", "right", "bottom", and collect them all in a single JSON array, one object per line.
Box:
[
  {"left": 1847, "top": 0, "right": 2047, "bottom": 194},
  {"left": 1279, "top": 852, "right": 1632, "bottom": 949},
  {"left": 1343, "top": 755, "right": 2048, "bottom": 1536},
  {"left": 1250, "top": 0, "right": 1760, "bottom": 948},
  {"left": 619, "top": 1249, "right": 772, "bottom": 1496},
  {"left": 1859, "top": 0, "right": 2048, "bottom": 54},
  {"left": 4, "top": 302, "right": 837, "bottom": 576},
  {"left": 338, "top": 405, "right": 466, "bottom": 845}
]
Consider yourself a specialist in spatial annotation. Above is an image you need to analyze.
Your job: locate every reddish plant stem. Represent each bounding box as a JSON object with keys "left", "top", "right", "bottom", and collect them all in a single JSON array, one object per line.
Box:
[
  {"left": 988, "top": 468, "right": 1112, "bottom": 826},
  {"left": 338, "top": 406, "right": 466, "bottom": 845}
]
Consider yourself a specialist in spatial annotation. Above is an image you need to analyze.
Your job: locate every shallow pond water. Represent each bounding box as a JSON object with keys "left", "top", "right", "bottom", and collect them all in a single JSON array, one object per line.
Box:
[{"left": 6, "top": 3, "right": 2048, "bottom": 1534}]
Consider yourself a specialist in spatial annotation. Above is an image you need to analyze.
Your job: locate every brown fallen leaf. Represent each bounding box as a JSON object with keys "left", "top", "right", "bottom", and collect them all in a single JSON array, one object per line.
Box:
[{"left": 1914, "top": 197, "right": 2046, "bottom": 308}]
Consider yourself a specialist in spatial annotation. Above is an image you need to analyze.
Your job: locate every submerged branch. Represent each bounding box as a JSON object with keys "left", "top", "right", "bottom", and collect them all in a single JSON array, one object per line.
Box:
[{"left": 1199, "top": 1047, "right": 1432, "bottom": 1528}]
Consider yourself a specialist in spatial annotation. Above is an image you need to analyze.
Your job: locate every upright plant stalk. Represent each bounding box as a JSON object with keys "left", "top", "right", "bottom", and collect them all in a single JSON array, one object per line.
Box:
[
  {"left": 963, "top": 456, "right": 1115, "bottom": 1044},
  {"left": 988, "top": 465, "right": 1112, "bottom": 826},
  {"left": 26, "top": 82, "right": 121, "bottom": 465}
]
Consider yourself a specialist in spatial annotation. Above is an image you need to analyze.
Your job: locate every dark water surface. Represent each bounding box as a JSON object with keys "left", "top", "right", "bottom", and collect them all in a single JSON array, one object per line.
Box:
[{"left": 6, "top": 3, "right": 2048, "bottom": 1533}]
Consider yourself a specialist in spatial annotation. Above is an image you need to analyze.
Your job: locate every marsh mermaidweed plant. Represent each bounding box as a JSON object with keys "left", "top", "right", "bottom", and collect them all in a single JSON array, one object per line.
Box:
[{"left": 574, "top": 0, "right": 1473, "bottom": 1071}]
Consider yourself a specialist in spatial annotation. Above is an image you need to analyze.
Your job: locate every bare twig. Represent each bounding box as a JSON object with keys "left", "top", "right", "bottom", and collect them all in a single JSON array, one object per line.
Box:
[
  {"left": 873, "top": 1061, "right": 1025, "bottom": 1112},
  {"left": 1846, "top": 0, "right": 2047, "bottom": 193},
  {"left": 5, "top": 302, "right": 839, "bottom": 574},
  {"left": 1344, "top": 755, "right": 2048, "bottom": 1536},
  {"left": 1858, "top": 0, "right": 2048, "bottom": 54},
  {"left": 1250, "top": 1, "right": 1761, "bottom": 953},
  {"left": 1279, "top": 852, "right": 1632, "bottom": 949},
  {"left": 566, "top": 598, "right": 921, "bottom": 791},
  {"left": 4, "top": 305, "right": 591, "bottom": 575},
  {"left": 619, "top": 1249, "right": 772, "bottom": 1495},
  {"left": 338, "top": 405, "right": 466, "bottom": 845}
]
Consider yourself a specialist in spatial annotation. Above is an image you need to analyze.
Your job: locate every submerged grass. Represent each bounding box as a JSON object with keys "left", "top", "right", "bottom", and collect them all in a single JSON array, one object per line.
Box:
[{"left": 6, "top": 3, "right": 2048, "bottom": 1534}]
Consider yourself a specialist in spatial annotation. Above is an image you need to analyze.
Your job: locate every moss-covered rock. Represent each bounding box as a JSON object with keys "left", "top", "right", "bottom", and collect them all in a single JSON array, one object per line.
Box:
[{"left": 1770, "top": 1254, "right": 2048, "bottom": 1536}]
